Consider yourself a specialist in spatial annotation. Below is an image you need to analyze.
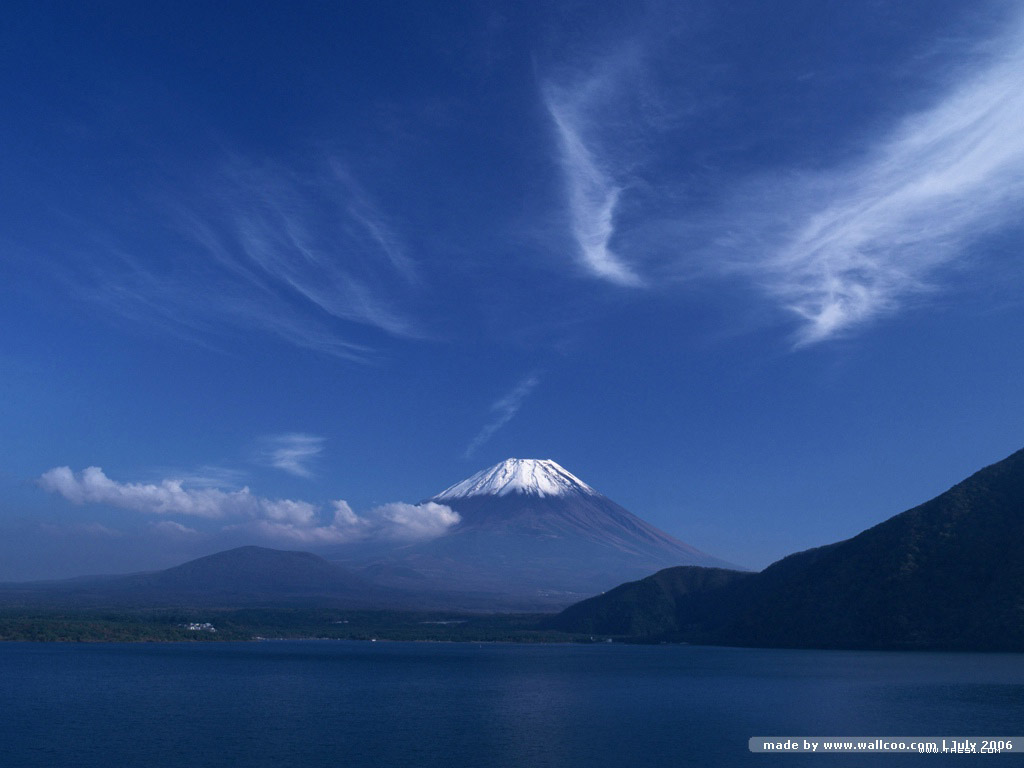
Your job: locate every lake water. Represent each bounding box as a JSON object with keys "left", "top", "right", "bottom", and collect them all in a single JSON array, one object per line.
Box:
[{"left": 2, "top": 641, "right": 1023, "bottom": 767}]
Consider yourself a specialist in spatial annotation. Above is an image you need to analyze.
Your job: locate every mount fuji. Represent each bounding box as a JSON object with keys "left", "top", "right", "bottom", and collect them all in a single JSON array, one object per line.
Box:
[
  {"left": 341, "top": 458, "right": 737, "bottom": 607},
  {"left": 2, "top": 459, "right": 736, "bottom": 613}
]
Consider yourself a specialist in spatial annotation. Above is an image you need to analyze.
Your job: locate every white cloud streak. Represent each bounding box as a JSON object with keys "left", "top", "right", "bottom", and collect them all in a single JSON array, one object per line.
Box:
[
  {"left": 537, "top": 14, "right": 1024, "bottom": 344},
  {"left": 150, "top": 465, "right": 250, "bottom": 489},
  {"left": 78, "top": 157, "right": 422, "bottom": 362},
  {"left": 223, "top": 162, "right": 418, "bottom": 339},
  {"left": 543, "top": 85, "right": 644, "bottom": 287},
  {"left": 329, "top": 161, "right": 419, "bottom": 285},
  {"left": 39, "top": 466, "right": 459, "bottom": 545},
  {"left": 719, "top": 19, "right": 1024, "bottom": 344},
  {"left": 464, "top": 374, "right": 540, "bottom": 458},
  {"left": 151, "top": 520, "right": 199, "bottom": 537},
  {"left": 259, "top": 433, "right": 325, "bottom": 478}
]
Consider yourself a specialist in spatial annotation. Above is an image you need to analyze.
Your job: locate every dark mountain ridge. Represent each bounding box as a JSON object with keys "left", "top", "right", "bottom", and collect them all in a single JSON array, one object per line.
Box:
[
  {"left": 549, "top": 447, "right": 1024, "bottom": 650},
  {"left": 550, "top": 566, "right": 752, "bottom": 636}
]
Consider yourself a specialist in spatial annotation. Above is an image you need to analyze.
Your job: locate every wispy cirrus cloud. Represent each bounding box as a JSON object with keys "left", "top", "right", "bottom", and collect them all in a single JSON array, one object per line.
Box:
[
  {"left": 74, "top": 156, "right": 423, "bottom": 362},
  {"left": 38, "top": 466, "right": 459, "bottom": 545},
  {"left": 464, "top": 374, "right": 540, "bottom": 458},
  {"left": 149, "top": 465, "right": 250, "bottom": 489},
  {"left": 732, "top": 20, "right": 1024, "bottom": 345},
  {"left": 258, "top": 433, "right": 325, "bottom": 478},
  {"left": 151, "top": 520, "right": 200, "bottom": 537},
  {"left": 541, "top": 11, "right": 1024, "bottom": 345},
  {"left": 542, "top": 79, "right": 644, "bottom": 287},
  {"left": 213, "top": 159, "right": 420, "bottom": 339}
]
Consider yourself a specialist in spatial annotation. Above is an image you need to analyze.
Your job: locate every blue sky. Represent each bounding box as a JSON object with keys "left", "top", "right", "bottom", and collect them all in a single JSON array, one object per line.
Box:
[{"left": 2, "top": 0, "right": 1024, "bottom": 579}]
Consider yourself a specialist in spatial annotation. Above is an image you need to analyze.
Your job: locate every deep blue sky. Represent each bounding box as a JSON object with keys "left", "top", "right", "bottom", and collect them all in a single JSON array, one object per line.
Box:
[{"left": 3, "top": 0, "right": 1023, "bottom": 579}]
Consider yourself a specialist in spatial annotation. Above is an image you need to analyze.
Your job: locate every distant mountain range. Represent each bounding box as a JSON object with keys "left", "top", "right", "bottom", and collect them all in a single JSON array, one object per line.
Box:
[
  {"left": 10, "top": 449, "right": 1022, "bottom": 650},
  {"left": 549, "top": 446, "right": 1024, "bottom": 651},
  {"left": 2, "top": 459, "right": 729, "bottom": 610},
  {"left": 338, "top": 458, "right": 734, "bottom": 604},
  {"left": 0, "top": 547, "right": 391, "bottom": 608}
]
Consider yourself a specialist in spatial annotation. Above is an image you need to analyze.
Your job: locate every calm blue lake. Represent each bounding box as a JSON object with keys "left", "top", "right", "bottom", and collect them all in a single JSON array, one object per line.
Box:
[{"left": 2, "top": 641, "right": 1022, "bottom": 767}]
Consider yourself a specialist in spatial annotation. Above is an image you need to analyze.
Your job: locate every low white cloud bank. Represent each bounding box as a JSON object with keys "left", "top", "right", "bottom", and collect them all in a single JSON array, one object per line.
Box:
[
  {"left": 39, "top": 466, "right": 316, "bottom": 523},
  {"left": 247, "top": 500, "right": 460, "bottom": 544},
  {"left": 370, "top": 502, "right": 462, "bottom": 541},
  {"left": 39, "top": 466, "right": 459, "bottom": 545}
]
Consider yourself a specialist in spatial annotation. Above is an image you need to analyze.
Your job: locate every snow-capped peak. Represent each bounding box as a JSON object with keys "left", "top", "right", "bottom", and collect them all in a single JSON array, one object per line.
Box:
[{"left": 433, "top": 458, "right": 598, "bottom": 500}]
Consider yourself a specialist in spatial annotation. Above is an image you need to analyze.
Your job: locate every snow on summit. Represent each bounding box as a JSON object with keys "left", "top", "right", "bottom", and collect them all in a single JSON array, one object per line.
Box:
[{"left": 434, "top": 458, "right": 598, "bottom": 500}]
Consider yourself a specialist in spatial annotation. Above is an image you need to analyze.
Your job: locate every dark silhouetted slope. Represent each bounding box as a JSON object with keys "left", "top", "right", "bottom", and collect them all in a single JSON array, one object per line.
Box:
[
  {"left": 546, "top": 566, "right": 750, "bottom": 636},
  {"left": 552, "top": 447, "right": 1024, "bottom": 650}
]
